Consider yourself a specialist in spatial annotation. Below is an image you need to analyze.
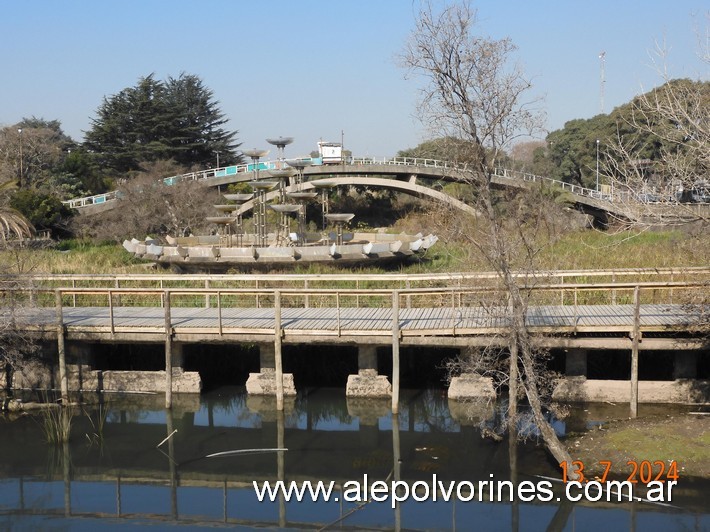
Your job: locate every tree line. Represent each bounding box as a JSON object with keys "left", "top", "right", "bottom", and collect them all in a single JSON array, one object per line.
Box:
[
  {"left": 0, "top": 73, "right": 241, "bottom": 239},
  {"left": 0, "top": 65, "right": 706, "bottom": 240},
  {"left": 399, "top": 79, "right": 709, "bottom": 202}
]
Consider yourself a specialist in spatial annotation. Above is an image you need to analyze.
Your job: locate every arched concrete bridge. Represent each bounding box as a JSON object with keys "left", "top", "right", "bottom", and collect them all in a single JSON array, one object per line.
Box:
[
  {"left": 235, "top": 175, "right": 478, "bottom": 217},
  {"left": 63, "top": 157, "right": 706, "bottom": 223}
]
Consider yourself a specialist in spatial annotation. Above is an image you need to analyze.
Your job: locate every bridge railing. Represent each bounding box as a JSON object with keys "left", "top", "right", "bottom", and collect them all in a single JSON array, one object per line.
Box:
[
  {"left": 7, "top": 280, "right": 707, "bottom": 336},
  {"left": 8, "top": 267, "right": 710, "bottom": 294},
  {"left": 350, "top": 156, "right": 456, "bottom": 169},
  {"left": 62, "top": 152, "right": 709, "bottom": 211},
  {"left": 59, "top": 155, "right": 613, "bottom": 211}
]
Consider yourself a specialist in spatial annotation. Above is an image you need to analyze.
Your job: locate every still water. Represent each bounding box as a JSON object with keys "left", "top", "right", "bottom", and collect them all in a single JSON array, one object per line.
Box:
[{"left": 0, "top": 387, "right": 707, "bottom": 531}]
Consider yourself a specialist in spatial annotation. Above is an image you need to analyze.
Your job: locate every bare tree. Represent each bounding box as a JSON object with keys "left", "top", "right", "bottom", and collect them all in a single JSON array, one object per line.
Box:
[
  {"left": 401, "top": 1, "right": 579, "bottom": 474},
  {"left": 73, "top": 160, "right": 220, "bottom": 242},
  {"left": 601, "top": 26, "right": 709, "bottom": 225}
]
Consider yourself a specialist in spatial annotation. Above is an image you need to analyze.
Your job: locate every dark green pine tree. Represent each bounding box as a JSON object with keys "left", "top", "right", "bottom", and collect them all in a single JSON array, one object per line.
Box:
[
  {"left": 84, "top": 73, "right": 241, "bottom": 174},
  {"left": 164, "top": 73, "right": 241, "bottom": 168}
]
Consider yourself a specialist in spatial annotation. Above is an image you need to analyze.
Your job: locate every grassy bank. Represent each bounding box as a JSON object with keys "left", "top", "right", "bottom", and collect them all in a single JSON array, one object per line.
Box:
[
  {"left": 1, "top": 227, "right": 707, "bottom": 275},
  {"left": 567, "top": 413, "right": 710, "bottom": 479}
]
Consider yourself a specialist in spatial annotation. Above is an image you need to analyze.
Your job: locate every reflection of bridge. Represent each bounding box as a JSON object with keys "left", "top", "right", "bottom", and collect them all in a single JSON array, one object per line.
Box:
[
  {"left": 1, "top": 392, "right": 703, "bottom": 529},
  {"left": 63, "top": 157, "right": 669, "bottom": 222}
]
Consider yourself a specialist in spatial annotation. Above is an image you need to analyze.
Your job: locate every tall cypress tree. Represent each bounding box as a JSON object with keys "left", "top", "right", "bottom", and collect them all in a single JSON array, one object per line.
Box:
[
  {"left": 84, "top": 73, "right": 241, "bottom": 174},
  {"left": 164, "top": 73, "right": 239, "bottom": 168}
]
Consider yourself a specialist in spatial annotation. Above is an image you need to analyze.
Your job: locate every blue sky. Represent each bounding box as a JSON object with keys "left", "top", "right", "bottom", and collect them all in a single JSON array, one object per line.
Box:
[{"left": 2, "top": 1, "right": 707, "bottom": 159}]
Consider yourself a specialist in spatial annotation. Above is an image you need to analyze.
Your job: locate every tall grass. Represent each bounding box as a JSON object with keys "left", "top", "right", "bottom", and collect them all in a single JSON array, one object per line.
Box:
[
  {"left": 84, "top": 401, "right": 111, "bottom": 447},
  {"left": 38, "top": 405, "right": 74, "bottom": 445},
  {"left": 0, "top": 228, "right": 706, "bottom": 277}
]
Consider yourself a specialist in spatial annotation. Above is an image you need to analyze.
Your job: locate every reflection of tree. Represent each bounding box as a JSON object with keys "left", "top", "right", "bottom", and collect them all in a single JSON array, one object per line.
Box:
[
  {"left": 409, "top": 389, "right": 460, "bottom": 433},
  {"left": 300, "top": 393, "right": 354, "bottom": 430}
]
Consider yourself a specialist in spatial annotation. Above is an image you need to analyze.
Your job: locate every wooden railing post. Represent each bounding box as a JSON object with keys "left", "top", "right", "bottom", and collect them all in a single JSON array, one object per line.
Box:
[
  {"left": 217, "top": 290, "right": 223, "bottom": 335},
  {"left": 392, "top": 290, "right": 400, "bottom": 414},
  {"left": 108, "top": 290, "right": 115, "bottom": 336},
  {"left": 336, "top": 292, "right": 341, "bottom": 336},
  {"left": 55, "top": 290, "right": 69, "bottom": 403},
  {"left": 274, "top": 290, "right": 284, "bottom": 411},
  {"left": 164, "top": 290, "right": 173, "bottom": 409},
  {"left": 630, "top": 286, "right": 640, "bottom": 418}
]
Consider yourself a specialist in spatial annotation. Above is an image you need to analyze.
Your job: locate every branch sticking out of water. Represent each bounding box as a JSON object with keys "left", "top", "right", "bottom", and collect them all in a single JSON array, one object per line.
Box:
[
  {"left": 156, "top": 429, "right": 178, "bottom": 448},
  {"left": 206, "top": 448, "right": 287, "bottom": 458}
]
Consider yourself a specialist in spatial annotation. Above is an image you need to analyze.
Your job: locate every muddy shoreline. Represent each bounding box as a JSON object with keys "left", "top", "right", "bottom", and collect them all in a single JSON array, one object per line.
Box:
[{"left": 565, "top": 412, "right": 710, "bottom": 480}]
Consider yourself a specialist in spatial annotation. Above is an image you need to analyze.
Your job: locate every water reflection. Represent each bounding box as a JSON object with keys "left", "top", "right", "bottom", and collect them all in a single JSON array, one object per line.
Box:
[{"left": 0, "top": 387, "right": 707, "bottom": 530}]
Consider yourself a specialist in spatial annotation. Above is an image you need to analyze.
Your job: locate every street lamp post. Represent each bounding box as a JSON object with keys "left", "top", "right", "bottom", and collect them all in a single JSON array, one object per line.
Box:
[
  {"left": 595, "top": 139, "right": 600, "bottom": 193},
  {"left": 18, "top": 128, "right": 23, "bottom": 188}
]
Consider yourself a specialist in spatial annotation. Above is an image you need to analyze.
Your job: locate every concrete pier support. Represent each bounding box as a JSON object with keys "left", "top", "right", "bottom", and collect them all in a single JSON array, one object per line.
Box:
[
  {"left": 245, "top": 344, "right": 296, "bottom": 396},
  {"left": 448, "top": 373, "right": 497, "bottom": 400},
  {"left": 171, "top": 343, "right": 185, "bottom": 370},
  {"left": 346, "top": 346, "right": 392, "bottom": 398}
]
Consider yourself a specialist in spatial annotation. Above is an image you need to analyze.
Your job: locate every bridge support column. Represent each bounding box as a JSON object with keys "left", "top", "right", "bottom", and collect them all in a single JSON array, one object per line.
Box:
[
  {"left": 673, "top": 352, "right": 698, "bottom": 380},
  {"left": 66, "top": 342, "right": 94, "bottom": 394},
  {"left": 346, "top": 346, "right": 392, "bottom": 398},
  {"left": 171, "top": 343, "right": 185, "bottom": 370},
  {"left": 550, "top": 349, "right": 589, "bottom": 402},
  {"left": 245, "top": 344, "right": 297, "bottom": 397}
]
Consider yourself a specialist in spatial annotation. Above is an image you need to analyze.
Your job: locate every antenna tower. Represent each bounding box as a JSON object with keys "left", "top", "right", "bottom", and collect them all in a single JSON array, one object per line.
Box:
[{"left": 599, "top": 51, "right": 606, "bottom": 114}]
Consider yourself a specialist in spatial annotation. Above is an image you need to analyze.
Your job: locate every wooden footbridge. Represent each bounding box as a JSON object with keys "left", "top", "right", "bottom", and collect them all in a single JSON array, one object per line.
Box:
[{"left": 4, "top": 268, "right": 708, "bottom": 412}]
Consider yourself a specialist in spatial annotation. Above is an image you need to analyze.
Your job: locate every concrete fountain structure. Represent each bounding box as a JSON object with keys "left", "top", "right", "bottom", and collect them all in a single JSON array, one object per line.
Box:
[{"left": 123, "top": 137, "right": 438, "bottom": 272}]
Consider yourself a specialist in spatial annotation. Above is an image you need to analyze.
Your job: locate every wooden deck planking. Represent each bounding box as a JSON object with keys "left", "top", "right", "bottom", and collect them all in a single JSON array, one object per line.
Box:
[{"left": 11, "top": 302, "right": 699, "bottom": 337}]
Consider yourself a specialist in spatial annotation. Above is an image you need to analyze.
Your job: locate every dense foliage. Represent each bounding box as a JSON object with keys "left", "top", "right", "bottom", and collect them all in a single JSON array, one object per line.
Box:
[
  {"left": 9, "top": 189, "right": 73, "bottom": 237},
  {"left": 399, "top": 79, "right": 709, "bottom": 194},
  {"left": 546, "top": 79, "right": 709, "bottom": 190},
  {"left": 84, "top": 73, "right": 242, "bottom": 173}
]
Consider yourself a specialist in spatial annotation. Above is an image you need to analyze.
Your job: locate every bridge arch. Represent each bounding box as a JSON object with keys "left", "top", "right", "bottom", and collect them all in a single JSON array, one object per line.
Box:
[{"left": 235, "top": 176, "right": 478, "bottom": 216}]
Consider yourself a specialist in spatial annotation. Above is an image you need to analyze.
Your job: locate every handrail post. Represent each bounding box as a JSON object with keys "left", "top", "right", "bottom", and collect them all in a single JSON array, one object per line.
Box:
[
  {"left": 336, "top": 292, "right": 341, "bottom": 336},
  {"left": 55, "top": 290, "right": 69, "bottom": 403},
  {"left": 630, "top": 286, "right": 640, "bottom": 418},
  {"left": 217, "top": 290, "right": 223, "bottom": 335},
  {"left": 108, "top": 290, "right": 115, "bottom": 336},
  {"left": 164, "top": 290, "right": 173, "bottom": 409},
  {"left": 559, "top": 276, "right": 564, "bottom": 305},
  {"left": 274, "top": 290, "right": 284, "bottom": 411},
  {"left": 392, "top": 290, "right": 400, "bottom": 414}
]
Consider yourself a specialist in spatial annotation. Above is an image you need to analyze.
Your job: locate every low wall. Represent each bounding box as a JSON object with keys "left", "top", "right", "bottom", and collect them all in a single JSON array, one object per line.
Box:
[
  {"left": 7, "top": 362, "right": 201, "bottom": 394},
  {"left": 553, "top": 377, "right": 710, "bottom": 404}
]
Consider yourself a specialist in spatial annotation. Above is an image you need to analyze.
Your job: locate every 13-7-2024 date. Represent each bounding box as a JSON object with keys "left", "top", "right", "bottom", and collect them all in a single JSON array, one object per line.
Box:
[{"left": 560, "top": 460, "right": 679, "bottom": 484}]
